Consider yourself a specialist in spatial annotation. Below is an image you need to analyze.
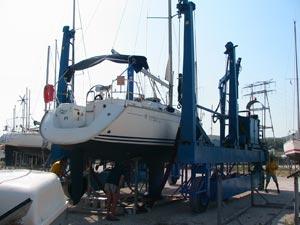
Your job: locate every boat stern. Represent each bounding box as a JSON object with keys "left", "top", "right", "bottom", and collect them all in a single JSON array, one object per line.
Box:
[{"left": 40, "top": 101, "right": 125, "bottom": 145}]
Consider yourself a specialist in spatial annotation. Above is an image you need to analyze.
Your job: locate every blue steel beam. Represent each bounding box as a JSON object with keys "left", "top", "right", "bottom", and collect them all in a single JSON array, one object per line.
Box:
[
  {"left": 177, "top": 0, "right": 197, "bottom": 163},
  {"left": 48, "top": 26, "right": 74, "bottom": 164},
  {"left": 57, "top": 26, "right": 75, "bottom": 104},
  {"left": 225, "top": 42, "right": 239, "bottom": 148},
  {"left": 127, "top": 66, "right": 134, "bottom": 100},
  {"left": 194, "top": 146, "right": 266, "bottom": 164}
]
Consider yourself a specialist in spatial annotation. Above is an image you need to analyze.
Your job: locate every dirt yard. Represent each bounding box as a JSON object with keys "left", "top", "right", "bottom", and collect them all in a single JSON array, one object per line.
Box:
[{"left": 66, "top": 175, "right": 297, "bottom": 225}]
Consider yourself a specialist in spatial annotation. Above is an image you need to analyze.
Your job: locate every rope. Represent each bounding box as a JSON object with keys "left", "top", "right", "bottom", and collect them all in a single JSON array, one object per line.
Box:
[{"left": 112, "top": 0, "right": 129, "bottom": 48}]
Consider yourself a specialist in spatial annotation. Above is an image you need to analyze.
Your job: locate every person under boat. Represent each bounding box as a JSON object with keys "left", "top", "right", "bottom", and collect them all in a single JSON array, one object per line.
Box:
[
  {"left": 104, "top": 161, "right": 126, "bottom": 221},
  {"left": 50, "top": 156, "right": 68, "bottom": 177}
]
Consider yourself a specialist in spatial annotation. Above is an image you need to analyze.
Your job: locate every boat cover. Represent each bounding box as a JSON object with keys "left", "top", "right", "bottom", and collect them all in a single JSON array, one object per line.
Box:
[
  {"left": 0, "top": 169, "right": 67, "bottom": 225},
  {"left": 64, "top": 54, "right": 149, "bottom": 82}
]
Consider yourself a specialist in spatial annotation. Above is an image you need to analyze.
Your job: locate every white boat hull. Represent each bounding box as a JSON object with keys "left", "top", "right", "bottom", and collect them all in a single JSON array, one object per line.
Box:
[
  {"left": 40, "top": 98, "right": 180, "bottom": 161},
  {"left": 1, "top": 132, "right": 50, "bottom": 149},
  {"left": 283, "top": 138, "right": 300, "bottom": 161},
  {"left": 1, "top": 132, "right": 51, "bottom": 167}
]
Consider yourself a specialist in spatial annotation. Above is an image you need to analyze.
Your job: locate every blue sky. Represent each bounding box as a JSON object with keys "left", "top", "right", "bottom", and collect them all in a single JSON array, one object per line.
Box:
[{"left": 0, "top": 0, "right": 299, "bottom": 138}]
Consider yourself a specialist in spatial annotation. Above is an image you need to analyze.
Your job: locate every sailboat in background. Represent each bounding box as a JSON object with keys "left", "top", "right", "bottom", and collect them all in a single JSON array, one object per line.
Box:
[
  {"left": 284, "top": 21, "right": 300, "bottom": 161},
  {"left": 0, "top": 88, "right": 50, "bottom": 167}
]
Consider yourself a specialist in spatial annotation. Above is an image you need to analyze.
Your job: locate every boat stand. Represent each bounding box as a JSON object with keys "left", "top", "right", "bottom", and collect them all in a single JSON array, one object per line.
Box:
[
  {"left": 217, "top": 172, "right": 287, "bottom": 225},
  {"left": 288, "top": 170, "right": 300, "bottom": 225}
]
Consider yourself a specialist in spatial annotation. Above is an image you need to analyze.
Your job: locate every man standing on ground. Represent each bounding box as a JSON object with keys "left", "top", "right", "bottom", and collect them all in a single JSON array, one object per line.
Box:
[
  {"left": 104, "top": 162, "right": 125, "bottom": 221},
  {"left": 265, "top": 155, "right": 280, "bottom": 193}
]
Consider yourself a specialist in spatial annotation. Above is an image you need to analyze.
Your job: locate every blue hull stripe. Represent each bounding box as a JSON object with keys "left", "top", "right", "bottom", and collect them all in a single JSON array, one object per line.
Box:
[{"left": 93, "top": 135, "right": 174, "bottom": 145}]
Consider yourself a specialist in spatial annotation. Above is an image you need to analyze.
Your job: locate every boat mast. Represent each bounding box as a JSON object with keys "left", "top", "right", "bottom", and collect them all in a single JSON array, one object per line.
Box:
[
  {"left": 12, "top": 105, "right": 16, "bottom": 132},
  {"left": 45, "top": 46, "right": 51, "bottom": 112},
  {"left": 168, "top": 0, "right": 173, "bottom": 107},
  {"left": 71, "top": 0, "right": 76, "bottom": 95},
  {"left": 294, "top": 21, "right": 300, "bottom": 136},
  {"left": 28, "top": 89, "right": 31, "bottom": 130},
  {"left": 25, "top": 87, "right": 29, "bottom": 130}
]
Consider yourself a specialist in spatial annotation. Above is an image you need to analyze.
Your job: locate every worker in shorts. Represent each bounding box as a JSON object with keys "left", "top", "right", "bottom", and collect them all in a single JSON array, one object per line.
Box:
[
  {"left": 265, "top": 155, "right": 280, "bottom": 193},
  {"left": 104, "top": 162, "right": 125, "bottom": 221}
]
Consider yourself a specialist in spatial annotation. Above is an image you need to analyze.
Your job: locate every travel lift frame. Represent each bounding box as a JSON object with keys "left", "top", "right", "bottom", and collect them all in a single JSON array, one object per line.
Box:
[
  {"left": 49, "top": 0, "right": 267, "bottom": 212},
  {"left": 174, "top": 0, "right": 267, "bottom": 212}
]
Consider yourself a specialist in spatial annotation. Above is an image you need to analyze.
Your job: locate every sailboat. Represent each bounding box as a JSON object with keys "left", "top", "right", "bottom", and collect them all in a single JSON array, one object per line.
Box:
[
  {"left": 283, "top": 21, "right": 300, "bottom": 161},
  {"left": 40, "top": 1, "right": 184, "bottom": 203},
  {"left": 1, "top": 89, "right": 50, "bottom": 167},
  {"left": 40, "top": 54, "right": 181, "bottom": 156}
]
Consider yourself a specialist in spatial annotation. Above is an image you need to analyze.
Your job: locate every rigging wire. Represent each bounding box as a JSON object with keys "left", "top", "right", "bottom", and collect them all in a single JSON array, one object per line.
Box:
[
  {"left": 112, "top": 0, "right": 129, "bottom": 49},
  {"left": 153, "top": 81, "right": 166, "bottom": 104},
  {"left": 84, "top": 0, "right": 103, "bottom": 32},
  {"left": 77, "top": 0, "right": 92, "bottom": 88},
  {"left": 136, "top": 73, "right": 144, "bottom": 95},
  {"left": 156, "top": 32, "right": 167, "bottom": 79},
  {"left": 133, "top": 0, "right": 145, "bottom": 53},
  {"left": 147, "top": 77, "right": 157, "bottom": 98}
]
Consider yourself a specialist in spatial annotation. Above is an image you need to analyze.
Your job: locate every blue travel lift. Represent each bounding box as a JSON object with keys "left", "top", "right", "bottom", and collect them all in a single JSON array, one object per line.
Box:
[
  {"left": 49, "top": 0, "right": 267, "bottom": 213},
  {"left": 173, "top": 0, "right": 267, "bottom": 213},
  {"left": 47, "top": 26, "right": 74, "bottom": 164}
]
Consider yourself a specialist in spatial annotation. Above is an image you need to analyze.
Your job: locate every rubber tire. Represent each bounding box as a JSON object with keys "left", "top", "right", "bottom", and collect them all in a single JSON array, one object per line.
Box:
[
  {"left": 168, "top": 176, "right": 178, "bottom": 185},
  {"left": 190, "top": 193, "right": 209, "bottom": 213}
]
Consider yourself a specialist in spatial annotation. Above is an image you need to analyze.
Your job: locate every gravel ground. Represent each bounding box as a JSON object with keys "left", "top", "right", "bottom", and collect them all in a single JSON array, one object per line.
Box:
[{"left": 66, "top": 176, "right": 297, "bottom": 225}]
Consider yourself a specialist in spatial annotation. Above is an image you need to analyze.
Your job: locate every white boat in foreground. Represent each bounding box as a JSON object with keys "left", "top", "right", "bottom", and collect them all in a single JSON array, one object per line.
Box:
[{"left": 0, "top": 169, "right": 67, "bottom": 225}]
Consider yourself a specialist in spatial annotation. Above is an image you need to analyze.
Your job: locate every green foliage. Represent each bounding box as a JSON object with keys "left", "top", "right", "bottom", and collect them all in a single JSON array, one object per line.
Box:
[{"left": 264, "top": 137, "right": 286, "bottom": 152}]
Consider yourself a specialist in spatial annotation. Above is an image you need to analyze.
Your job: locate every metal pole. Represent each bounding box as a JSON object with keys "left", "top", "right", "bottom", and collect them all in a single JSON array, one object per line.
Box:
[
  {"left": 295, "top": 176, "right": 299, "bottom": 225},
  {"left": 12, "top": 105, "right": 16, "bottom": 132},
  {"left": 45, "top": 46, "right": 51, "bottom": 112},
  {"left": 28, "top": 89, "right": 31, "bottom": 129},
  {"left": 54, "top": 39, "right": 58, "bottom": 106},
  {"left": 250, "top": 172, "right": 254, "bottom": 206},
  {"left": 25, "top": 87, "right": 28, "bottom": 131},
  {"left": 134, "top": 159, "right": 139, "bottom": 214},
  {"left": 294, "top": 21, "right": 300, "bottom": 136},
  {"left": 168, "top": 0, "right": 173, "bottom": 107},
  {"left": 217, "top": 174, "right": 222, "bottom": 225},
  {"left": 71, "top": 0, "right": 76, "bottom": 95}
]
